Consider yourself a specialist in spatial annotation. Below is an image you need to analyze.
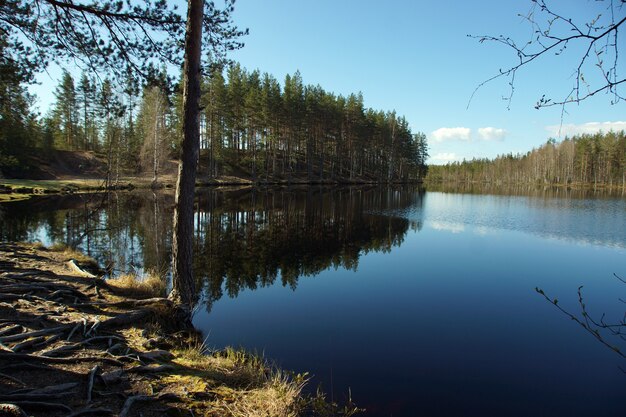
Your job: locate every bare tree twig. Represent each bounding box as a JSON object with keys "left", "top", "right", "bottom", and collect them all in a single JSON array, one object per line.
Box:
[
  {"left": 470, "top": 0, "right": 626, "bottom": 109},
  {"left": 536, "top": 282, "right": 626, "bottom": 359}
]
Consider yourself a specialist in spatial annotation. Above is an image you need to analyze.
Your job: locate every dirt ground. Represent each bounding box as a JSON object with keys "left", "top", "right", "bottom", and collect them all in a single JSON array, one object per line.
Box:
[
  {"left": 0, "top": 243, "right": 308, "bottom": 417},
  {"left": 0, "top": 242, "right": 196, "bottom": 416},
  {"left": 23, "top": 151, "right": 108, "bottom": 180}
]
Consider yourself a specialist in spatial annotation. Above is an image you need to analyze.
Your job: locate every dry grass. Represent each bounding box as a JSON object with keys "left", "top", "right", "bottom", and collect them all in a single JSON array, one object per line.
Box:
[
  {"left": 30, "top": 241, "right": 46, "bottom": 250},
  {"left": 48, "top": 242, "right": 67, "bottom": 252},
  {"left": 0, "top": 178, "right": 104, "bottom": 190},
  {"left": 46, "top": 242, "right": 100, "bottom": 270},
  {"left": 167, "top": 344, "right": 307, "bottom": 417},
  {"left": 0, "top": 192, "right": 31, "bottom": 202},
  {"left": 219, "top": 382, "right": 304, "bottom": 417},
  {"left": 107, "top": 271, "right": 167, "bottom": 298}
]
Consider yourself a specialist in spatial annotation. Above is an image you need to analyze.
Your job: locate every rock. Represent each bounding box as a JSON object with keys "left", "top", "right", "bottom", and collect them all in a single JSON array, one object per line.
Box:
[
  {"left": 143, "top": 336, "right": 167, "bottom": 349},
  {"left": 139, "top": 350, "right": 174, "bottom": 362}
]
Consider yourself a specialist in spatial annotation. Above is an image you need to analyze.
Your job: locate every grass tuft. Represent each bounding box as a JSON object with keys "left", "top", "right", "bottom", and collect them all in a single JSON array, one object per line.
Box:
[
  {"left": 47, "top": 242, "right": 100, "bottom": 269},
  {"left": 48, "top": 242, "right": 69, "bottom": 252},
  {"left": 30, "top": 241, "right": 46, "bottom": 250},
  {"left": 107, "top": 270, "right": 167, "bottom": 298},
  {"left": 170, "top": 343, "right": 307, "bottom": 417}
]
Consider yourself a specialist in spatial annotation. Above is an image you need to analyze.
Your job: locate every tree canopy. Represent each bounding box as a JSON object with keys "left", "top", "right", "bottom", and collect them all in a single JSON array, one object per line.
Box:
[{"left": 0, "top": 0, "right": 246, "bottom": 83}]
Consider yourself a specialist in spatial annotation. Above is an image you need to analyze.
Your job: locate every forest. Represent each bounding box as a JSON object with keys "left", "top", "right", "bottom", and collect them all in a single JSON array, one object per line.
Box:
[
  {"left": 427, "top": 131, "right": 626, "bottom": 188},
  {"left": 0, "top": 62, "right": 429, "bottom": 183}
]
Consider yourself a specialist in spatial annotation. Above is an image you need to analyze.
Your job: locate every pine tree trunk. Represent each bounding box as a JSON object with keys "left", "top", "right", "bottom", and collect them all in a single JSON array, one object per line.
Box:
[
  {"left": 170, "top": 0, "right": 204, "bottom": 311},
  {"left": 153, "top": 99, "right": 160, "bottom": 185}
]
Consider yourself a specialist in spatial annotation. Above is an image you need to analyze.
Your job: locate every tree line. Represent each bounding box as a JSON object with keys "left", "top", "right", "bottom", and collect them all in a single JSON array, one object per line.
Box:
[
  {"left": 427, "top": 131, "right": 626, "bottom": 188},
  {"left": 0, "top": 64, "right": 429, "bottom": 183}
]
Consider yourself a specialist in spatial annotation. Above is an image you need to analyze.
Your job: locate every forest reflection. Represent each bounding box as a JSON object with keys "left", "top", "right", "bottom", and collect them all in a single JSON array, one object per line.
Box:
[
  {"left": 0, "top": 186, "right": 425, "bottom": 309},
  {"left": 425, "top": 182, "right": 625, "bottom": 199},
  {"left": 193, "top": 187, "right": 424, "bottom": 310}
]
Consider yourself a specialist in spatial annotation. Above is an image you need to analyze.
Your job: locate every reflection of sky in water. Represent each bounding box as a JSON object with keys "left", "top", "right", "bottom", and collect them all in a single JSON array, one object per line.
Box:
[
  {"left": 31, "top": 225, "right": 54, "bottom": 246},
  {"left": 429, "top": 220, "right": 465, "bottom": 234},
  {"left": 195, "top": 189, "right": 626, "bottom": 417},
  {"left": 410, "top": 192, "right": 625, "bottom": 248}
]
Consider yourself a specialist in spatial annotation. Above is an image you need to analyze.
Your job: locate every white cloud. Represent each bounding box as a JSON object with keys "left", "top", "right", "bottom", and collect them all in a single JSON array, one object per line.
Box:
[
  {"left": 545, "top": 121, "right": 626, "bottom": 137},
  {"left": 430, "top": 152, "right": 460, "bottom": 164},
  {"left": 477, "top": 127, "right": 506, "bottom": 141},
  {"left": 431, "top": 127, "right": 471, "bottom": 142}
]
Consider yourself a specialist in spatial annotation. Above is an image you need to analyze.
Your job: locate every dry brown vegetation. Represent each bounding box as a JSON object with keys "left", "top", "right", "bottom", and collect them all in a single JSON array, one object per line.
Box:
[{"left": 107, "top": 272, "right": 167, "bottom": 299}]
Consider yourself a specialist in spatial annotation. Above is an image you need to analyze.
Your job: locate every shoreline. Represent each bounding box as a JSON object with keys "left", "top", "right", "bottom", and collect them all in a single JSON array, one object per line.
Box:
[
  {"left": 0, "top": 242, "right": 359, "bottom": 416},
  {"left": 0, "top": 176, "right": 424, "bottom": 202},
  {"left": 1, "top": 175, "right": 624, "bottom": 204}
]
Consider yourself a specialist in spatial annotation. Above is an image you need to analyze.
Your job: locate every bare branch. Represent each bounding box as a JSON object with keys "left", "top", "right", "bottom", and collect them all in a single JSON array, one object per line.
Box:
[
  {"left": 535, "top": 286, "right": 626, "bottom": 358},
  {"left": 471, "top": 0, "right": 626, "bottom": 109}
]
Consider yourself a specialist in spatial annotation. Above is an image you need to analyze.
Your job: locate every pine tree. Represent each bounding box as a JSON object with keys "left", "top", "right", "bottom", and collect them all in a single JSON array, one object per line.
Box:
[
  {"left": 98, "top": 79, "right": 124, "bottom": 186},
  {"left": 53, "top": 71, "right": 78, "bottom": 150},
  {"left": 0, "top": 34, "right": 38, "bottom": 174},
  {"left": 244, "top": 69, "right": 263, "bottom": 179},
  {"left": 260, "top": 72, "right": 282, "bottom": 178},
  {"left": 76, "top": 73, "right": 98, "bottom": 151},
  {"left": 124, "top": 70, "right": 141, "bottom": 169},
  {"left": 203, "top": 67, "right": 228, "bottom": 178},
  {"left": 138, "top": 86, "right": 171, "bottom": 184}
]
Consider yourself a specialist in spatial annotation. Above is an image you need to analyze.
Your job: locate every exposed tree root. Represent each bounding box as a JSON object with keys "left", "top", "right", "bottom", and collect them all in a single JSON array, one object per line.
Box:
[
  {"left": 0, "top": 326, "right": 71, "bottom": 344},
  {"left": 0, "top": 373, "right": 25, "bottom": 387},
  {"left": 0, "top": 392, "right": 77, "bottom": 402},
  {"left": 0, "top": 244, "right": 188, "bottom": 417},
  {"left": 15, "top": 382, "right": 80, "bottom": 395},
  {"left": 0, "top": 403, "right": 28, "bottom": 417},
  {"left": 0, "top": 242, "right": 326, "bottom": 417},
  {"left": 65, "top": 260, "right": 97, "bottom": 279},
  {"left": 86, "top": 365, "right": 100, "bottom": 403},
  {"left": 0, "top": 326, "right": 21, "bottom": 337},
  {"left": 118, "top": 392, "right": 181, "bottom": 417},
  {"left": 1, "top": 354, "right": 124, "bottom": 368},
  {"left": 65, "top": 407, "right": 114, "bottom": 417},
  {"left": 9, "top": 401, "right": 72, "bottom": 412}
]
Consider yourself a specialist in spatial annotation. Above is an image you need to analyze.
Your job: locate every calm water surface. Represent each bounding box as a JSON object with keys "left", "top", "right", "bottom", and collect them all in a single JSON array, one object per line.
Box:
[{"left": 1, "top": 186, "right": 625, "bottom": 416}]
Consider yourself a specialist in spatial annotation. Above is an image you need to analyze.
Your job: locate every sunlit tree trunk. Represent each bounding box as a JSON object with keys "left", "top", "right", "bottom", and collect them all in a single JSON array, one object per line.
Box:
[
  {"left": 152, "top": 97, "right": 162, "bottom": 184},
  {"left": 170, "top": 0, "right": 203, "bottom": 311}
]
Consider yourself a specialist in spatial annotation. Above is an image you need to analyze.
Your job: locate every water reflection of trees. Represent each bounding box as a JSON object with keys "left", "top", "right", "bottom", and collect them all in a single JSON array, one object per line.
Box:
[
  {"left": 0, "top": 186, "right": 424, "bottom": 308},
  {"left": 426, "top": 182, "right": 624, "bottom": 199},
  {"left": 0, "top": 192, "right": 173, "bottom": 276},
  {"left": 193, "top": 187, "right": 424, "bottom": 308}
]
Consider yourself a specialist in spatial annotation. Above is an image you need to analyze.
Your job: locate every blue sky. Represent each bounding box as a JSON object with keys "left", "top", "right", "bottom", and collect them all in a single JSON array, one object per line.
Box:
[
  {"left": 225, "top": 0, "right": 625, "bottom": 164},
  {"left": 31, "top": 0, "right": 626, "bottom": 164}
]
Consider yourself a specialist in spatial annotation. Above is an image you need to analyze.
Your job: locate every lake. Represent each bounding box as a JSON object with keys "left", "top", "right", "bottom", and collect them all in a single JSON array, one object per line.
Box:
[{"left": 1, "top": 185, "right": 625, "bottom": 416}]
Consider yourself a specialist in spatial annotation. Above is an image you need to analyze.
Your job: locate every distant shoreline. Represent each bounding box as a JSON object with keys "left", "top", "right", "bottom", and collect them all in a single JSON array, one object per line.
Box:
[
  {"left": 424, "top": 179, "right": 626, "bottom": 192},
  {"left": 3, "top": 176, "right": 624, "bottom": 204},
  {"left": 0, "top": 176, "right": 425, "bottom": 202}
]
